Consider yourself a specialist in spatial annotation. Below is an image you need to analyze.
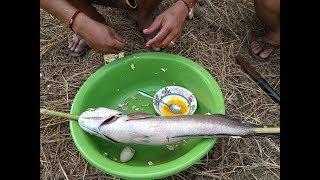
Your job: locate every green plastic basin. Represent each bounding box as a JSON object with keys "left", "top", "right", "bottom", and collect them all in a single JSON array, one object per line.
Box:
[{"left": 70, "top": 52, "right": 225, "bottom": 179}]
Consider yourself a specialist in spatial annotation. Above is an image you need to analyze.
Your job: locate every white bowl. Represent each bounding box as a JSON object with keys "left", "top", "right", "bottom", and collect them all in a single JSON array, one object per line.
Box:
[{"left": 153, "top": 86, "right": 197, "bottom": 116}]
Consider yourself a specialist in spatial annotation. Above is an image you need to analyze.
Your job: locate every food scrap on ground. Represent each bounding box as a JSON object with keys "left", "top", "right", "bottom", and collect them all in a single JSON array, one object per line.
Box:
[
  {"left": 161, "top": 68, "right": 167, "bottom": 72},
  {"left": 205, "top": 112, "right": 211, "bottom": 115},
  {"left": 141, "top": 103, "right": 150, "bottom": 107},
  {"left": 183, "top": 140, "right": 188, "bottom": 145},
  {"left": 131, "top": 64, "right": 135, "bottom": 70},
  {"left": 118, "top": 52, "right": 125, "bottom": 58},
  {"left": 165, "top": 144, "right": 175, "bottom": 151},
  {"left": 104, "top": 52, "right": 125, "bottom": 63},
  {"left": 104, "top": 152, "right": 108, "bottom": 156},
  {"left": 118, "top": 102, "right": 128, "bottom": 110},
  {"left": 147, "top": 161, "right": 154, "bottom": 166}
]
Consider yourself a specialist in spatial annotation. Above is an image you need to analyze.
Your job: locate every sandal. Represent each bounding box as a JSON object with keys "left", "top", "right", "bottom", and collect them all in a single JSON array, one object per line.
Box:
[
  {"left": 67, "top": 34, "right": 90, "bottom": 57},
  {"left": 67, "top": 47, "right": 89, "bottom": 57},
  {"left": 248, "top": 38, "right": 279, "bottom": 61}
]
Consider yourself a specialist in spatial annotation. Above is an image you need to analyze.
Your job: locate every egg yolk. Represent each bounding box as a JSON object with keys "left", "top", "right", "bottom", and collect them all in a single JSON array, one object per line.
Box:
[{"left": 160, "top": 97, "right": 189, "bottom": 116}]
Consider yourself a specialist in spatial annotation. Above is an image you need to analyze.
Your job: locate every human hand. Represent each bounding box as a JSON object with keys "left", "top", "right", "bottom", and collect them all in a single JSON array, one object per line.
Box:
[
  {"left": 143, "top": 0, "right": 189, "bottom": 48},
  {"left": 73, "top": 13, "right": 126, "bottom": 53}
]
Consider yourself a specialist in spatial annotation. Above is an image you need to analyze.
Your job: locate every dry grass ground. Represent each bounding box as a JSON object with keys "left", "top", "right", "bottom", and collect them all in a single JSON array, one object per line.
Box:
[{"left": 40, "top": 0, "right": 280, "bottom": 179}]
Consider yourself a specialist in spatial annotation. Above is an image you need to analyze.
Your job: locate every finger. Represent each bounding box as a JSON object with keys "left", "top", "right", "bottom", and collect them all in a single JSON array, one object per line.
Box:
[
  {"left": 108, "top": 30, "right": 126, "bottom": 49},
  {"left": 114, "top": 34, "right": 126, "bottom": 44},
  {"left": 97, "top": 46, "right": 120, "bottom": 54},
  {"left": 68, "top": 36, "right": 74, "bottom": 48},
  {"left": 68, "top": 35, "right": 78, "bottom": 49},
  {"left": 108, "top": 48, "right": 121, "bottom": 54},
  {"left": 111, "top": 30, "right": 126, "bottom": 43},
  {"left": 161, "top": 31, "right": 178, "bottom": 47},
  {"left": 259, "top": 49, "right": 273, "bottom": 58},
  {"left": 168, "top": 32, "right": 181, "bottom": 47},
  {"left": 71, "top": 40, "right": 79, "bottom": 51},
  {"left": 68, "top": 40, "right": 74, "bottom": 49},
  {"left": 103, "top": 49, "right": 120, "bottom": 54},
  {"left": 152, "top": 47, "right": 161, "bottom": 51},
  {"left": 110, "top": 38, "right": 126, "bottom": 50},
  {"left": 98, "top": 37, "right": 124, "bottom": 53},
  {"left": 146, "top": 27, "right": 170, "bottom": 47},
  {"left": 143, "top": 18, "right": 162, "bottom": 35},
  {"left": 74, "top": 39, "right": 88, "bottom": 53}
]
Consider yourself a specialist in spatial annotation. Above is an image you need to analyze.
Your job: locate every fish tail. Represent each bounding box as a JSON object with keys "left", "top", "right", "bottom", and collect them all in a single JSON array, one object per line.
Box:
[
  {"left": 253, "top": 127, "right": 280, "bottom": 134},
  {"left": 249, "top": 127, "right": 280, "bottom": 138},
  {"left": 213, "top": 115, "right": 280, "bottom": 137},
  {"left": 217, "top": 127, "right": 280, "bottom": 139}
]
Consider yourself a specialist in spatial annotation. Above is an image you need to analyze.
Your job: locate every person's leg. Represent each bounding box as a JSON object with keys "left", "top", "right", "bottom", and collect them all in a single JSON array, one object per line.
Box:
[
  {"left": 68, "top": 0, "right": 107, "bottom": 55},
  {"left": 250, "top": 0, "right": 280, "bottom": 59},
  {"left": 136, "top": 0, "right": 163, "bottom": 51}
]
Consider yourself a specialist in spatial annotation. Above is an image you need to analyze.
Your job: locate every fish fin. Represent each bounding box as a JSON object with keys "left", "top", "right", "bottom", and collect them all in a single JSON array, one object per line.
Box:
[
  {"left": 173, "top": 133, "right": 279, "bottom": 139},
  {"left": 240, "top": 133, "right": 280, "bottom": 139},
  {"left": 173, "top": 134, "right": 247, "bottom": 138},
  {"left": 213, "top": 114, "right": 263, "bottom": 127},
  {"left": 127, "top": 112, "right": 154, "bottom": 120},
  {"left": 132, "top": 137, "right": 150, "bottom": 143},
  {"left": 213, "top": 114, "right": 244, "bottom": 122},
  {"left": 172, "top": 134, "right": 214, "bottom": 138}
]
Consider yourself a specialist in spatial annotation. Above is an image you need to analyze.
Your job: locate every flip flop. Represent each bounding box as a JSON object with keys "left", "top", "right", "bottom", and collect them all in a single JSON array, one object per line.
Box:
[
  {"left": 67, "top": 46, "right": 89, "bottom": 57},
  {"left": 248, "top": 38, "right": 279, "bottom": 61},
  {"left": 67, "top": 34, "right": 90, "bottom": 57},
  {"left": 135, "top": 21, "right": 162, "bottom": 52}
]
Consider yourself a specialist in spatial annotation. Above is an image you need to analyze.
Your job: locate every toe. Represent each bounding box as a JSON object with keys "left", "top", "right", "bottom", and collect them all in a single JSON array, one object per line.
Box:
[
  {"left": 68, "top": 37, "right": 74, "bottom": 49},
  {"left": 70, "top": 34, "right": 80, "bottom": 51},
  {"left": 250, "top": 41, "right": 262, "bottom": 54},
  {"left": 71, "top": 40, "right": 79, "bottom": 51},
  {"left": 74, "top": 39, "right": 88, "bottom": 53},
  {"left": 259, "top": 49, "right": 273, "bottom": 59}
]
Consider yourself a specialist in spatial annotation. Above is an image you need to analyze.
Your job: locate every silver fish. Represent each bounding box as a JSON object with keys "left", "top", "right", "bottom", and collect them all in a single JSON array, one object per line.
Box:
[{"left": 78, "top": 107, "right": 279, "bottom": 145}]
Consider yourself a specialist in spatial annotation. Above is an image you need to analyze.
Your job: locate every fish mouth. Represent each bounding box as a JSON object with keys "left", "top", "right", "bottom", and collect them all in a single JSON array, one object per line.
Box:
[{"left": 81, "top": 126, "right": 102, "bottom": 137}]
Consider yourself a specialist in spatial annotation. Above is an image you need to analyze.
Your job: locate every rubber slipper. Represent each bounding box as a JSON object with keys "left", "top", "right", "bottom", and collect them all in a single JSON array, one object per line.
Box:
[
  {"left": 248, "top": 38, "right": 279, "bottom": 61},
  {"left": 67, "top": 46, "right": 89, "bottom": 57}
]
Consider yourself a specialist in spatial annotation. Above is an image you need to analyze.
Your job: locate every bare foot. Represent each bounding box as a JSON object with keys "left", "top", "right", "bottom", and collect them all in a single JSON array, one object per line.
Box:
[
  {"left": 68, "top": 34, "right": 89, "bottom": 57},
  {"left": 250, "top": 31, "right": 280, "bottom": 59}
]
